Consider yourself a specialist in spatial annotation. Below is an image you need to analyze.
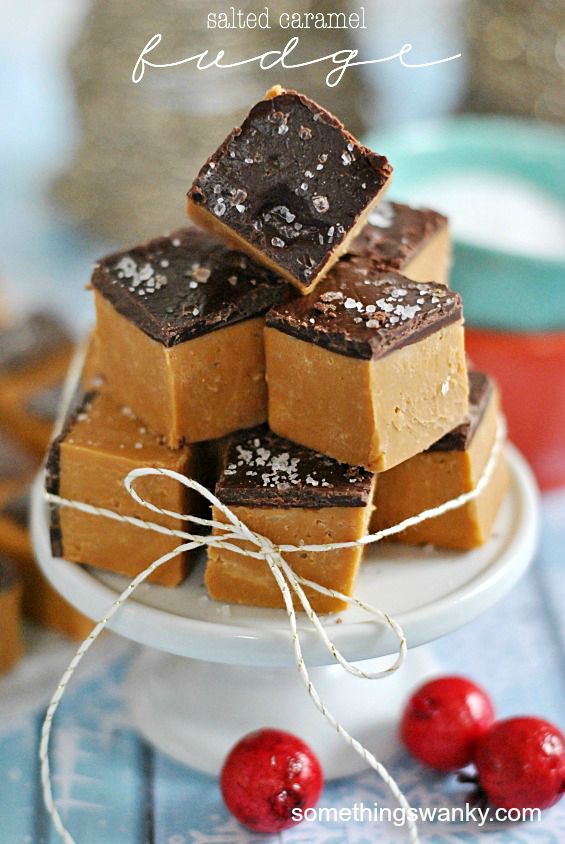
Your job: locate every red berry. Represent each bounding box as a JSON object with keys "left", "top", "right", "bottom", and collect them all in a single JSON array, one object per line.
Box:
[
  {"left": 401, "top": 676, "right": 495, "bottom": 772},
  {"left": 475, "top": 717, "right": 565, "bottom": 810},
  {"left": 220, "top": 728, "right": 323, "bottom": 833}
]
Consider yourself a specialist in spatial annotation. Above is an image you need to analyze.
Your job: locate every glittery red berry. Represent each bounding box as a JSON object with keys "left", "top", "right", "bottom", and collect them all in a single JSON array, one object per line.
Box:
[
  {"left": 220, "top": 728, "right": 324, "bottom": 833},
  {"left": 401, "top": 676, "right": 495, "bottom": 772},
  {"left": 475, "top": 717, "right": 565, "bottom": 810}
]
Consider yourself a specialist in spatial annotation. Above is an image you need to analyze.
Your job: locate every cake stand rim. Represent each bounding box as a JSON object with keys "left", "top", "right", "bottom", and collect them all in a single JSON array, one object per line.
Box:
[{"left": 31, "top": 443, "right": 539, "bottom": 667}]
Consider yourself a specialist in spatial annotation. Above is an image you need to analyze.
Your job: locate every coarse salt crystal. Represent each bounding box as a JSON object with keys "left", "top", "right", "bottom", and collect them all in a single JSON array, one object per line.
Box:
[
  {"left": 313, "top": 195, "right": 330, "bottom": 214},
  {"left": 213, "top": 198, "right": 226, "bottom": 217},
  {"left": 344, "top": 297, "right": 362, "bottom": 311},
  {"left": 376, "top": 298, "right": 394, "bottom": 313}
]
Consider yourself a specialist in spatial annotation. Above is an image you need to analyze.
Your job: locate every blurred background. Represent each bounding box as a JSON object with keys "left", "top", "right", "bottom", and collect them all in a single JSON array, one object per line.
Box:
[
  {"left": 1, "top": 0, "right": 565, "bottom": 488},
  {"left": 0, "top": 4, "right": 564, "bottom": 841}
]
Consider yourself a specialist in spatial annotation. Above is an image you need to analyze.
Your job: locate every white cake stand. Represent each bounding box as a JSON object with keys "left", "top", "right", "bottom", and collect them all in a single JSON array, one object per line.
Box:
[{"left": 31, "top": 444, "right": 539, "bottom": 779}]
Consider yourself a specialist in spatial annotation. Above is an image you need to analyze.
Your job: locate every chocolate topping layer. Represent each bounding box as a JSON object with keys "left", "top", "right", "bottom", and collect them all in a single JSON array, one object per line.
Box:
[
  {"left": 0, "top": 313, "right": 71, "bottom": 373},
  {"left": 188, "top": 88, "right": 392, "bottom": 285},
  {"left": 346, "top": 201, "right": 448, "bottom": 270},
  {"left": 91, "top": 228, "right": 294, "bottom": 347},
  {"left": 0, "top": 555, "right": 20, "bottom": 591},
  {"left": 429, "top": 372, "right": 493, "bottom": 452},
  {"left": 266, "top": 264, "right": 462, "bottom": 361},
  {"left": 216, "top": 425, "right": 374, "bottom": 509}
]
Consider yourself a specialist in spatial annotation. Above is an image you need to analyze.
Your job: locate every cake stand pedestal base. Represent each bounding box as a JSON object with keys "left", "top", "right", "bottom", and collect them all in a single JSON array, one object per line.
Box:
[{"left": 123, "top": 645, "right": 439, "bottom": 778}]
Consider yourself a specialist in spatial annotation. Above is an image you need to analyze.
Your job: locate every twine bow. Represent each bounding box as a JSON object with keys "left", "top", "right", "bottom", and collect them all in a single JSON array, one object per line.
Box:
[{"left": 40, "top": 416, "right": 506, "bottom": 844}]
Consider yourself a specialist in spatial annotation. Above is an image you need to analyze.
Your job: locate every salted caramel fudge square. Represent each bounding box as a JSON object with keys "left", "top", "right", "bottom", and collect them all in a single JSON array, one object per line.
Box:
[
  {"left": 265, "top": 265, "right": 468, "bottom": 472},
  {"left": 92, "top": 227, "right": 293, "bottom": 446},
  {"left": 347, "top": 201, "right": 451, "bottom": 287},
  {"left": 0, "top": 556, "right": 24, "bottom": 674},
  {"left": 206, "top": 426, "right": 375, "bottom": 614},
  {"left": 187, "top": 85, "right": 392, "bottom": 294},
  {"left": 372, "top": 373, "right": 508, "bottom": 549},
  {"left": 46, "top": 389, "right": 201, "bottom": 586},
  {"left": 0, "top": 313, "right": 74, "bottom": 456}
]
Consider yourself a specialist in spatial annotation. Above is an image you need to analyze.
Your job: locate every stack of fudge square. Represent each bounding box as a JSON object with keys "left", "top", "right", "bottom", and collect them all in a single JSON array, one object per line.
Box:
[{"left": 46, "top": 86, "right": 509, "bottom": 615}]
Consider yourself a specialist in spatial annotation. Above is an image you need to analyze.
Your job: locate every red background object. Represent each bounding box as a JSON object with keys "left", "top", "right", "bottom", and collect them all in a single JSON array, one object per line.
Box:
[{"left": 466, "top": 327, "right": 565, "bottom": 491}]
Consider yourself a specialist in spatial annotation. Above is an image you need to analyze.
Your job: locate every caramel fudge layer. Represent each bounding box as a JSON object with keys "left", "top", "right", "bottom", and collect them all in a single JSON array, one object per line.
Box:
[
  {"left": 0, "top": 556, "right": 23, "bottom": 674},
  {"left": 206, "top": 426, "right": 375, "bottom": 613},
  {"left": 188, "top": 86, "right": 392, "bottom": 294},
  {"left": 92, "top": 227, "right": 294, "bottom": 445},
  {"left": 46, "top": 389, "right": 201, "bottom": 586},
  {"left": 347, "top": 201, "right": 451, "bottom": 287},
  {"left": 265, "top": 266, "right": 468, "bottom": 472},
  {"left": 81, "top": 329, "right": 103, "bottom": 391},
  {"left": 371, "top": 373, "right": 509, "bottom": 550},
  {"left": 0, "top": 313, "right": 74, "bottom": 455}
]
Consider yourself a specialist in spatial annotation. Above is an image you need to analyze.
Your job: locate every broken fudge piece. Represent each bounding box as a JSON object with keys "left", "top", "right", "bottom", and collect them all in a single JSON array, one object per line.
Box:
[
  {"left": 46, "top": 388, "right": 202, "bottom": 586},
  {"left": 92, "top": 227, "right": 293, "bottom": 446},
  {"left": 187, "top": 85, "right": 392, "bottom": 294},
  {"left": 371, "top": 372, "right": 508, "bottom": 550},
  {"left": 0, "top": 313, "right": 74, "bottom": 456},
  {"left": 346, "top": 201, "right": 451, "bottom": 287},
  {"left": 206, "top": 425, "right": 375, "bottom": 613},
  {"left": 265, "top": 265, "right": 468, "bottom": 472},
  {"left": 0, "top": 556, "right": 24, "bottom": 674}
]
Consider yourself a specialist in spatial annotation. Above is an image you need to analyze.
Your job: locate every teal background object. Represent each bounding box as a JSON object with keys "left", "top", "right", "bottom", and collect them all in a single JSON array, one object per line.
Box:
[{"left": 367, "top": 117, "right": 565, "bottom": 332}]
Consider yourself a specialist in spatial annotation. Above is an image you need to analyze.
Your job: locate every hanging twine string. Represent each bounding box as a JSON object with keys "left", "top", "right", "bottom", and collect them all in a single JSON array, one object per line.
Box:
[{"left": 40, "top": 416, "right": 506, "bottom": 844}]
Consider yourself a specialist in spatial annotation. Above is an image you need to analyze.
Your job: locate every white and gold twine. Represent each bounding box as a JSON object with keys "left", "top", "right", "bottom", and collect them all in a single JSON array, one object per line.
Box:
[{"left": 40, "top": 416, "right": 506, "bottom": 844}]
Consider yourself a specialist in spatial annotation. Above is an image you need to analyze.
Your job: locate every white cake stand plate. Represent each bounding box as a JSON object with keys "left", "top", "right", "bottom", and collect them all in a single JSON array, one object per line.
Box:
[{"left": 31, "top": 445, "right": 539, "bottom": 778}]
